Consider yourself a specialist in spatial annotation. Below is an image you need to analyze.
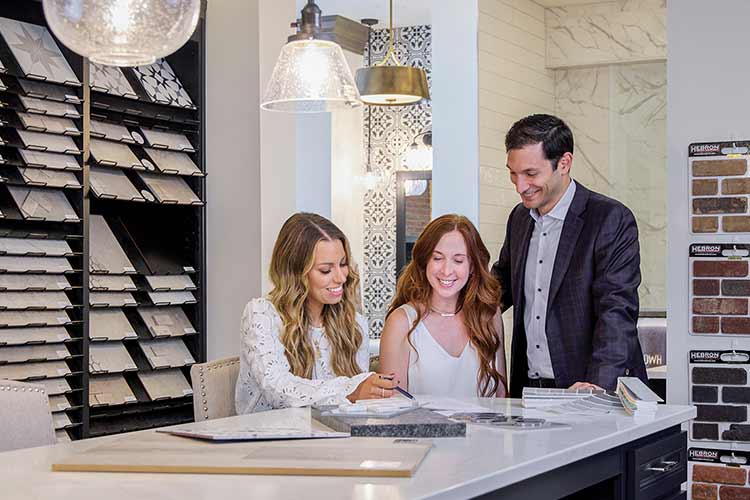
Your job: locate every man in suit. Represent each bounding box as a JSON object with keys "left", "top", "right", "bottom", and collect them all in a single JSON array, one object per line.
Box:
[{"left": 491, "top": 114, "right": 647, "bottom": 396}]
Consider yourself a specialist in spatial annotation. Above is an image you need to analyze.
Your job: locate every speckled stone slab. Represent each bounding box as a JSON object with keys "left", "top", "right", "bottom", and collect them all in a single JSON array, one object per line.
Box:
[{"left": 312, "top": 408, "right": 466, "bottom": 438}]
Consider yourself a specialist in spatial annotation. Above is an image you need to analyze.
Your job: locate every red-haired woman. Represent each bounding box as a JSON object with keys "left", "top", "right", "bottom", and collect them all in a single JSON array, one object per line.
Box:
[{"left": 379, "top": 214, "right": 507, "bottom": 397}]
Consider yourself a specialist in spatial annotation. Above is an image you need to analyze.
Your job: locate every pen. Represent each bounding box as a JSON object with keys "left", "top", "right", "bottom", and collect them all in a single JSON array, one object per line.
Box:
[{"left": 378, "top": 374, "right": 416, "bottom": 400}]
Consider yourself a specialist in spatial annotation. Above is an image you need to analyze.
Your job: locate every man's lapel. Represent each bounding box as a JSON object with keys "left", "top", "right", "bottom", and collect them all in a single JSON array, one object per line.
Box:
[
  {"left": 513, "top": 213, "right": 535, "bottom": 307},
  {"left": 548, "top": 183, "right": 589, "bottom": 306}
]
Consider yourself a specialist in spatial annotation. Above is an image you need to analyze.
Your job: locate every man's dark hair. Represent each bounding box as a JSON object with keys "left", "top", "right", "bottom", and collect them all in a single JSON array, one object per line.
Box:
[{"left": 505, "top": 114, "right": 574, "bottom": 170}]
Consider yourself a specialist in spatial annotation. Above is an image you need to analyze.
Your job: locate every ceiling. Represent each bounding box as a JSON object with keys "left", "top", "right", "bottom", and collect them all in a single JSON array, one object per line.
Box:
[{"left": 297, "top": 0, "right": 432, "bottom": 28}]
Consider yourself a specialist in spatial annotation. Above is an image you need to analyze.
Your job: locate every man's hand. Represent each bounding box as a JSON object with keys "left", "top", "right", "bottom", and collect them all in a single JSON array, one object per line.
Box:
[{"left": 568, "top": 381, "right": 603, "bottom": 391}]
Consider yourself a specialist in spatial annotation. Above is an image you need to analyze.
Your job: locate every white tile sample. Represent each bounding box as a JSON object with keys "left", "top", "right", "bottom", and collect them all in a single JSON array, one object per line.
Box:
[
  {"left": 89, "top": 309, "right": 136, "bottom": 341},
  {"left": 0, "top": 238, "right": 71, "bottom": 256},
  {"left": 16, "top": 113, "right": 79, "bottom": 135},
  {"left": 89, "top": 275, "right": 136, "bottom": 292},
  {"left": 0, "top": 326, "right": 70, "bottom": 345},
  {"left": 90, "top": 63, "right": 137, "bottom": 98},
  {"left": 0, "top": 255, "right": 72, "bottom": 273},
  {"left": 89, "top": 342, "right": 137, "bottom": 373},
  {"left": 137, "top": 306, "right": 196, "bottom": 338},
  {"left": 145, "top": 275, "right": 196, "bottom": 291},
  {"left": 147, "top": 290, "right": 196, "bottom": 305},
  {"left": 0, "top": 274, "right": 71, "bottom": 291},
  {"left": 90, "top": 291, "right": 136, "bottom": 307},
  {"left": 89, "top": 214, "right": 136, "bottom": 274},
  {"left": 0, "top": 344, "right": 70, "bottom": 363},
  {"left": 0, "top": 360, "right": 71, "bottom": 379},
  {"left": 139, "top": 128, "right": 194, "bottom": 152},
  {"left": 7, "top": 186, "right": 79, "bottom": 221},
  {"left": 0, "top": 310, "right": 71, "bottom": 327},
  {"left": 89, "top": 139, "right": 142, "bottom": 169},
  {"left": 90, "top": 121, "right": 134, "bottom": 143},
  {"left": 132, "top": 59, "right": 195, "bottom": 108},
  {"left": 90, "top": 167, "right": 144, "bottom": 201},
  {"left": 138, "top": 172, "right": 200, "bottom": 204},
  {"left": 143, "top": 148, "right": 202, "bottom": 176},
  {"left": 0, "top": 291, "right": 72, "bottom": 310}
]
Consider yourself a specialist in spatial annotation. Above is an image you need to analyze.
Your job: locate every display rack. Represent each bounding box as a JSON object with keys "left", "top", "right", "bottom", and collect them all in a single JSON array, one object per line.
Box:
[{"left": 0, "top": 0, "right": 206, "bottom": 440}]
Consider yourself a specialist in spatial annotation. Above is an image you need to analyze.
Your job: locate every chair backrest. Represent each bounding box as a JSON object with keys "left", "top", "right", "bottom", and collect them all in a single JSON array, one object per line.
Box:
[
  {"left": 0, "top": 380, "right": 55, "bottom": 452},
  {"left": 190, "top": 356, "right": 240, "bottom": 421}
]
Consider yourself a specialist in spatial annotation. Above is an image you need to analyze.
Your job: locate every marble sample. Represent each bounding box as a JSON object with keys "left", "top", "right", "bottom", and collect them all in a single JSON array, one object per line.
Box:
[
  {"left": 138, "top": 338, "right": 195, "bottom": 369},
  {"left": 17, "top": 95, "right": 80, "bottom": 118},
  {"left": 137, "top": 368, "right": 192, "bottom": 400},
  {"left": 16, "top": 130, "right": 80, "bottom": 154},
  {"left": 90, "top": 63, "right": 138, "bottom": 99},
  {"left": 89, "top": 309, "right": 136, "bottom": 341},
  {"left": 0, "top": 255, "right": 72, "bottom": 274},
  {"left": 0, "top": 17, "right": 80, "bottom": 85},
  {"left": 90, "top": 167, "right": 144, "bottom": 201},
  {"left": 0, "top": 291, "right": 72, "bottom": 310},
  {"left": 0, "top": 326, "right": 70, "bottom": 345},
  {"left": 132, "top": 59, "right": 195, "bottom": 109},
  {"left": 143, "top": 148, "right": 202, "bottom": 176},
  {"left": 89, "top": 374, "right": 137, "bottom": 406},
  {"left": 89, "top": 214, "right": 136, "bottom": 274},
  {"left": 0, "top": 274, "right": 71, "bottom": 291},
  {"left": 136, "top": 306, "right": 196, "bottom": 338},
  {"left": 17, "top": 167, "right": 80, "bottom": 188},
  {"left": 19, "top": 150, "right": 80, "bottom": 171},
  {"left": 89, "top": 139, "right": 143, "bottom": 169},
  {"left": 0, "top": 310, "right": 71, "bottom": 327},
  {"left": 89, "top": 342, "right": 137, "bottom": 373},
  {"left": 137, "top": 172, "right": 201, "bottom": 204},
  {"left": 546, "top": 0, "right": 666, "bottom": 68},
  {"left": 7, "top": 186, "right": 79, "bottom": 222},
  {"left": 0, "top": 238, "right": 72, "bottom": 256}
]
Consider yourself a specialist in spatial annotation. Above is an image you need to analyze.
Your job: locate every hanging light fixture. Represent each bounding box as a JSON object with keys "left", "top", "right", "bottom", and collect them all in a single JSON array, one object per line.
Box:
[
  {"left": 402, "top": 131, "right": 432, "bottom": 170},
  {"left": 261, "top": 0, "right": 360, "bottom": 113},
  {"left": 355, "top": 0, "right": 429, "bottom": 106},
  {"left": 43, "top": 0, "right": 200, "bottom": 67}
]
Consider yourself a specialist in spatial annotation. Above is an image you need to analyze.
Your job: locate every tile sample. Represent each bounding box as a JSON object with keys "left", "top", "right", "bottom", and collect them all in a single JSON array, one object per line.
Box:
[
  {"left": 17, "top": 167, "right": 80, "bottom": 188},
  {"left": 17, "top": 95, "right": 80, "bottom": 118},
  {"left": 137, "top": 368, "right": 192, "bottom": 400},
  {"left": 52, "top": 412, "right": 72, "bottom": 429},
  {"left": 19, "top": 150, "right": 80, "bottom": 170},
  {"left": 0, "top": 344, "right": 70, "bottom": 363},
  {"left": 90, "top": 63, "right": 137, "bottom": 98},
  {"left": 145, "top": 275, "right": 195, "bottom": 291},
  {"left": 16, "top": 130, "right": 80, "bottom": 154},
  {"left": 0, "top": 238, "right": 72, "bottom": 256},
  {"left": 31, "top": 377, "right": 71, "bottom": 396},
  {"left": 0, "top": 17, "right": 80, "bottom": 84},
  {"left": 90, "top": 291, "right": 136, "bottom": 307},
  {"left": 89, "top": 214, "right": 136, "bottom": 274},
  {"left": 132, "top": 58, "right": 195, "bottom": 108},
  {"left": 143, "top": 148, "right": 201, "bottom": 176},
  {"left": 89, "top": 139, "right": 142, "bottom": 169},
  {"left": 139, "top": 338, "right": 194, "bottom": 368},
  {"left": 89, "top": 275, "right": 136, "bottom": 292},
  {"left": 0, "top": 326, "right": 70, "bottom": 345},
  {"left": 16, "top": 113, "right": 79, "bottom": 135},
  {"left": 90, "top": 121, "right": 135, "bottom": 143},
  {"left": 0, "top": 255, "right": 72, "bottom": 273},
  {"left": 7, "top": 186, "right": 79, "bottom": 221},
  {"left": 0, "top": 274, "right": 71, "bottom": 291},
  {"left": 689, "top": 447, "right": 750, "bottom": 500},
  {"left": 17, "top": 79, "right": 80, "bottom": 103},
  {"left": 90, "top": 167, "right": 144, "bottom": 201},
  {"left": 0, "top": 360, "right": 71, "bottom": 379},
  {"left": 48, "top": 394, "right": 71, "bottom": 412},
  {"left": 139, "top": 128, "right": 194, "bottom": 152},
  {"left": 138, "top": 172, "right": 200, "bottom": 204},
  {"left": 147, "top": 290, "right": 196, "bottom": 305},
  {"left": 89, "top": 309, "right": 136, "bottom": 341},
  {"left": 89, "top": 342, "right": 137, "bottom": 373},
  {"left": 0, "top": 291, "right": 72, "bottom": 310},
  {"left": 89, "top": 374, "right": 137, "bottom": 406},
  {"left": 0, "top": 310, "right": 71, "bottom": 327},
  {"left": 136, "top": 306, "right": 196, "bottom": 338},
  {"left": 56, "top": 430, "right": 70, "bottom": 442}
]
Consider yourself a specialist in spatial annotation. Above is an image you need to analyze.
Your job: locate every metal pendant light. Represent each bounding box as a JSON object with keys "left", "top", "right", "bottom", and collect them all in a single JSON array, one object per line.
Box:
[
  {"left": 261, "top": 0, "right": 360, "bottom": 113},
  {"left": 355, "top": 0, "right": 430, "bottom": 106}
]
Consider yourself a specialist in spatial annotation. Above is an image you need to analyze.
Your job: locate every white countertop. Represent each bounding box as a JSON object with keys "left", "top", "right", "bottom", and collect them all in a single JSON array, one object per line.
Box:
[{"left": 1, "top": 399, "right": 695, "bottom": 500}]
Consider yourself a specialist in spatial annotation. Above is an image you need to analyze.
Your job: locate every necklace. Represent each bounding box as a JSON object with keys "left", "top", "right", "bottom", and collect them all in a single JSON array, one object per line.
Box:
[{"left": 429, "top": 305, "right": 460, "bottom": 317}]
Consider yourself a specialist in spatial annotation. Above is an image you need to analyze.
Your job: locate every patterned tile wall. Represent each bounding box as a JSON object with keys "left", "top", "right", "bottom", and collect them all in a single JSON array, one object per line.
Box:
[{"left": 362, "top": 25, "right": 431, "bottom": 338}]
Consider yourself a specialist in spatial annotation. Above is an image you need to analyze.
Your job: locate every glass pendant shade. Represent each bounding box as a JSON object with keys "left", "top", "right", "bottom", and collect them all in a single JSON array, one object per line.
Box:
[
  {"left": 261, "top": 40, "right": 360, "bottom": 113},
  {"left": 403, "top": 141, "right": 432, "bottom": 170},
  {"left": 42, "top": 0, "right": 201, "bottom": 67}
]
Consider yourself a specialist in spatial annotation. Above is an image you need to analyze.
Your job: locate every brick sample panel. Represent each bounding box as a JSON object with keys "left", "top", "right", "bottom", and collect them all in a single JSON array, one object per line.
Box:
[
  {"left": 691, "top": 141, "right": 750, "bottom": 234},
  {"left": 690, "top": 244, "right": 750, "bottom": 336},
  {"left": 690, "top": 350, "right": 750, "bottom": 443},
  {"left": 689, "top": 448, "right": 750, "bottom": 500}
]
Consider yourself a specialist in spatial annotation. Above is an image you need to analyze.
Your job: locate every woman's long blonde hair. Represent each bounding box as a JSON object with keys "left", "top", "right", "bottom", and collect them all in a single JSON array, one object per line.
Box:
[
  {"left": 269, "top": 213, "right": 363, "bottom": 378},
  {"left": 387, "top": 214, "right": 505, "bottom": 396}
]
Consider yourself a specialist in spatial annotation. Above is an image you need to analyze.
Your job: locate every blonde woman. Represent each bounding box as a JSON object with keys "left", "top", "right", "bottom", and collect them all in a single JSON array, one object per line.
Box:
[{"left": 235, "top": 213, "right": 396, "bottom": 414}]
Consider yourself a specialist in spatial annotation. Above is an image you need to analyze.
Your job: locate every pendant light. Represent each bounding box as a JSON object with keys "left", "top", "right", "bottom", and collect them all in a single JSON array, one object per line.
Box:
[
  {"left": 403, "top": 131, "right": 432, "bottom": 171},
  {"left": 261, "top": 0, "right": 360, "bottom": 113},
  {"left": 355, "top": 0, "right": 430, "bottom": 106},
  {"left": 43, "top": 0, "right": 200, "bottom": 67}
]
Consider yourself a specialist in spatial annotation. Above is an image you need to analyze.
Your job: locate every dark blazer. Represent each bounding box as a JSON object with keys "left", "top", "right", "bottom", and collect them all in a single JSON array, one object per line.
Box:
[{"left": 492, "top": 182, "right": 647, "bottom": 396}]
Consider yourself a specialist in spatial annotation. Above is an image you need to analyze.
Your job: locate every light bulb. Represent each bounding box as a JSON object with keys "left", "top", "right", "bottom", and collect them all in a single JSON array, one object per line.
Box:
[{"left": 43, "top": 0, "right": 201, "bottom": 67}]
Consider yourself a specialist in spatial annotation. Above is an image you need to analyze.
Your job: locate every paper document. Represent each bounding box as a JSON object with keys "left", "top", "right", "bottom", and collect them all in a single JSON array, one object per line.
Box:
[{"left": 417, "top": 396, "right": 489, "bottom": 413}]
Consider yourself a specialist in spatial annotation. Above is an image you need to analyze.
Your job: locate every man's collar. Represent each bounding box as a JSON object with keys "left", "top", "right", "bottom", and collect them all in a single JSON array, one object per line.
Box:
[{"left": 530, "top": 179, "right": 577, "bottom": 222}]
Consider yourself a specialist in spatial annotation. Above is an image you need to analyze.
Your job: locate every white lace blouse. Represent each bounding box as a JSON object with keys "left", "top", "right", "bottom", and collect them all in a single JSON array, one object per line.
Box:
[{"left": 234, "top": 297, "right": 372, "bottom": 414}]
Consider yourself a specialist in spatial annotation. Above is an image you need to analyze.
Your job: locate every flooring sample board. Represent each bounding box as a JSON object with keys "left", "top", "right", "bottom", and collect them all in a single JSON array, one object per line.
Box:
[
  {"left": 16, "top": 130, "right": 80, "bottom": 154},
  {"left": 139, "top": 128, "right": 194, "bottom": 152},
  {"left": 0, "top": 343, "right": 70, "bottom": 363},
  {"left": 0, "top": 17, "right": 80, "bottom": 85},
  {"left": 147, "top": 290, "right": 196, "bottom": 306},
  {"left": 0, "top": 359, "right": 71, "bottom": 379},
  {"left": 0, "top": 255, "right": 72, "bottom": 273},
  {"left": 145, "top": 275, "right": 196, "bottom": 291},
  {"left": 139, "top": 338, "right": 194, "bottom": 368},
  {"left": 90, "top": 167, "right": 144, "bottom": 201},
  {"left": 16, "top": 113, "right": 79, "bottom": 135},
  {"left": 0, "top": 238, "right": 72, "bottom": 257},
  {"left": 0, "top": 291, "right": 72, "bottom": 310},
  {"left": 17, "top": 79, "right": 81, "bottom": 103},
  {"left": 137, "top": 306, "right": 196, "bottom": 338},
  {"left": 90, "top": 63, "right": 137, "bottom": 99},
  {"left": 49, "top": 394, "right": 71, "bottom": 412},
  {"left": 0, "top": 326, "right": 70, "bottom": 345},
  {"left": 0, "top": 310, "right": 71, "bottom": 327},
  {"left": 17, "top": 167, "right": 80, "bottom": 188},
  {"left": 89, "top": 374, "right": 137, "bottom": 406},
  {"left": 137, "top": 368, "right": 192, "bottom": 400},
  {"left": 56, "top": 430, "right": 71, "bottom": 442},
  {"left": 143, "top": 148, "right": 202, "bottom": 176},
  {"left": 89, "top": 342, "right": 137, "bottom": 373},
  {"left": 31, "top": 376, "right": 71, "bottom": 396},
  {"left": 89, "top": 139, "right": 142, "bottom": 169},
  {"left": 19, "top": 150, "right": 80, "bottom": 171},
  {"left": 90, "top": 291, "right": 136, "bottom": 308},
  {"left": 138, "top": 172, "right": 201, "bottom": 204},
  {"left": 53, "top": 424, "right": 432, "bottom": 477},
  {"left": 52, "top": 412, "right": 72, "bottom": 429},
  {"left": 89, "top": 215, "right": 135, "bottom": 274},
  {"left": 132, "top": 59, "right": 195, "bottom": 109},
  {"left": 0, "top": 274, "right": 71, "bottom": 291},
  {"left": 90, "top": 121, "right": 135, "bottom": 144},
  {"left": 89, "top": 275, "right": 136, "bottom": 292},
  {"left": 89, "top": 309, "right": 136, "bottom": 341},
  {"left": 7, "top": 186, "right": 79, "bottom": 222},
  {"left": 17, "top": 95, "right": 80, "bottom": 118}
]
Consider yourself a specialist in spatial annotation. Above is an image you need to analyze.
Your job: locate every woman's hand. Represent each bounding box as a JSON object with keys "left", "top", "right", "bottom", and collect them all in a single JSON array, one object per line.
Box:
[{"left": 347, "top": 373, "right": 399, "bottom": 402}]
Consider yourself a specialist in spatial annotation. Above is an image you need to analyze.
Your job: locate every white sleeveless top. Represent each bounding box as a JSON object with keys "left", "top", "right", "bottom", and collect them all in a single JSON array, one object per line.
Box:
[{"left": 401, "top": 304, "right": 482, "bottom": 398}]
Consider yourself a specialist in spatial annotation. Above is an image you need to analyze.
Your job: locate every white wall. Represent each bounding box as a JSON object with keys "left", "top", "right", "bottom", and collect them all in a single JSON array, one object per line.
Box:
[
  {"left": 666, "top": 0, "right": 750, "bottom": 404},
  {"left": 205, "top": 0, "right": 262, "bottom": 360},
  {"left": 476, "top": 0, "right": 553, "bottom": 253}
]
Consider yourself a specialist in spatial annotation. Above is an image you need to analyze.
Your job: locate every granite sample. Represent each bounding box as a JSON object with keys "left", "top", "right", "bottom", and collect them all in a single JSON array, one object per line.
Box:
[{"left": 312, "top": 407, "right": 466, "bottom": 438}]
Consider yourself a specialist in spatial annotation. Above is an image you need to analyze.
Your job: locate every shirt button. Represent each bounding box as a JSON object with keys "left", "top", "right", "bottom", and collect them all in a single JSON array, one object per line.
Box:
[
  {"left": 536, "top": 315, "right": 540, "bottom": 320},
  {"left": 535, "top": 372, "right": 540, "bottom": 376},
  {"left": 543, "top": 233, "right": 547, "bottom": 236},
  {"left": 539, "top": 260, "right": 543, "bottom": 264},
  {"left": 537, "top": 288, "right": 542, "bottom": 292},
  {"left": 536, "top": 344, "right": 540, "bottom": 349}
]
